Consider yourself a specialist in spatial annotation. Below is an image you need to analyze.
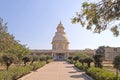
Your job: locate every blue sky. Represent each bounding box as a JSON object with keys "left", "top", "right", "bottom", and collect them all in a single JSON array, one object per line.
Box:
[{"left": 0, "top": 0, "right": 120, "bottom": 50}]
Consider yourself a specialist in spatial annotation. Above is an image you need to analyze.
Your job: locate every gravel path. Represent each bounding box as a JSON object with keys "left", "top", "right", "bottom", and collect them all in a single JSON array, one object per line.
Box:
[{"left": 19, "top": 61, "right": 93, "bottom": 80}]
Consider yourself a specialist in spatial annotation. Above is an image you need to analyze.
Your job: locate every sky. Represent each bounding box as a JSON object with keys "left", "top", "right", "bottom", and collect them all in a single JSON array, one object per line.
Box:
[{"left": 0, "top": 0, "right": 120, "bottom": 50}]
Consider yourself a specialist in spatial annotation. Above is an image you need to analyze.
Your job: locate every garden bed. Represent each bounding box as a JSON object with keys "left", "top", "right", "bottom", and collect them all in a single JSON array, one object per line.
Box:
[{"left": 0, "top": 61, "right": 46, "bottom": 80}]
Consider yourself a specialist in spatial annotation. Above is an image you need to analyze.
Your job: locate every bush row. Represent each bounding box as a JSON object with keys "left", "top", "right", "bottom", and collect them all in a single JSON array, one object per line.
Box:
[
  {"left": 74, "top": 61, "right": 88, "bottom": 71},
  {"left": 66, "top": 59, "right": 73, "bottom": 64},
  {"left": 0, "top": 61, "right": 46, "bottom": 80},
  {"left": 75, "top": 62, "right": 120, "bottom": 80},
  {"left": 86, "top": 67, "right": 120, "bottom": 80}
]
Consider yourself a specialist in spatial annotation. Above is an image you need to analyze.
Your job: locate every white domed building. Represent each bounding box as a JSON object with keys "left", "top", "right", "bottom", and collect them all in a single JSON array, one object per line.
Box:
[
  {"left": 31, "top": 22, "right": 95, "bottom": 60},
  {"left": 51, "top": 22, "right": 70, "bottom": 60}
]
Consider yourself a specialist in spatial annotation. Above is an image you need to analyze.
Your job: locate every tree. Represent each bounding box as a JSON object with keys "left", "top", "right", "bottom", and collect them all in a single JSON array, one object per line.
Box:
[
  {"left": 29, "top": 55, "right": 39, "bottom": 65},
  {"left": 46, "top": 55, "right": 53, "bottom": 63},
  {"left": 73, "top": 56, "right": 79, "bottom": 63},
  {"left": 84, "top": 57, "right": 93, "bottom": 68},
  {"left": 113, "top": 55, "right": 120, "bottom": 80},
  {"left": 0, "top": 18, "right": 7, "bottom": 32},
  {"left": 73, "top": 53, "right": 88, "bottom": 64},
  {"left": 96, "top": 46, "right": 105, "bottom": 54},
  {"left": 68, "top": 56, "right": 72, "bottom": 60},
  {"left": 75, "top": 53, "right": 88, "bottom": 59},
  {"left": 2, "top": 54, "right": 14, "bottom": 70},
  {"left": 93, "top": 54, "right": 104, "bottom": 68},
  {"left": 67, "top": 56, "right": 73, "bottom": 64},
  {"left": 79, "top": 58, "right": 84, "bottom": 66},
  {"left": 0, "top": 18, "right": 30, "bottom": 65},
  {"left": 13, "top": 43, "right": 30, "bottom": 64},
  {"left": 39, "top": 55, "right": 47, "bottom": 61},
  {"left": 72, "top": 0, "right": 120, "bottom": 36},
  {"left": 22, "top": 56, "right": 30, "bottom": 66},
  {"left": 0, "top": 18, "right": 16, "bottom": 54},
  {"left": 96, "top": 46, "right": 105, "bottom": 59}
]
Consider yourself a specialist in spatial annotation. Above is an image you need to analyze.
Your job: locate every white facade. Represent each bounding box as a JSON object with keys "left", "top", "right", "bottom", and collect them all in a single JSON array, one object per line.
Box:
[
  {"left": 51, "top": 22, "right": 69, "bottom": 60},
  {"left": 31, "top": 22, "right": 95, "bottom": 60},
  {"left": 52, "top": 22, "right": 69, "bottom": 50}
]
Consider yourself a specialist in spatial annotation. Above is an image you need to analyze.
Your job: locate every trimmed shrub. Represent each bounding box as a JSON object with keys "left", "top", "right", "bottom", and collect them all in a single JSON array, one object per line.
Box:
[
  {"left": 0, "top": 61, "right": 46, "bottom": 80},
  {"left": 67, "top": 59, "right": 73, "bottom": 64},
  {"left": 86, "top": 67, "right": 120, "bottom": 80},
  {"left": 75, "top": 61, "right": 88, "bottom": 71}
]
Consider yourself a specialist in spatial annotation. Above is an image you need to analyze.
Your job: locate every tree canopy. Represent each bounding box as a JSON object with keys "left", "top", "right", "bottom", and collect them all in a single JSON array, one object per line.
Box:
[
  {"left": 72, "top": 0, "right": 120, "bottom": 36},
  {"left": 0, "top": 18, "right": 30, "bottom": 63}
]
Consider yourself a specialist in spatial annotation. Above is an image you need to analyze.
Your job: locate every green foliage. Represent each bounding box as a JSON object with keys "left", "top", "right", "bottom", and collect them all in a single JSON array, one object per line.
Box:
[
  {"left": 22, "top": 56, "right": 30, "bottom": 66},
  {"left": 39, "top": 55, "right": 47, "bottom": 61},
  {"left": 84, "top": 57, "right": 93, "bottom": 67},
  {"left": 75, "top": 61, "right": 120, "bottom": 80},
  {"left": 93, "top": 54, "right": 104, "bottom": 62},
  {"left": 39, "top": 55, "right": 53, "bottom": 64},
  {"left": 0, "top": 62, "right": 46, "bottom": 80},
  {"left": 75, "top": 61, "right": 88, "bottom": 71},
  {"left": 46, "top": 55, "right": 53, "bottom": 60},
  {"left": 0, "top": 18, "right": 7, "bottom": 32},
  {"left": 93, "top": 54, "right": 104, "bottom": 68},
  {"left": 113, "top": 55, "right": 120, "bottom": 79},
  {"left": 67, "top": 53, "right": 89, "bottom": 64},
  {"left": 2, "top": 54, "right": 14, "bottom": 70},
  {"left": 0, "top": 18, "right": 30, "bottom": 63},
  {"left": 67, "top": 56, "right": 73, "bottom": 64},
  {"left": 96, "top": 46, "right": 105, "bottom": 55},
  {"left": 46, "top": 55, "right": 53, "bottom": 63},
  {"left": 72, "top": 0, "right": 120, "bottom": 36},
  {"left": 86, "top": 67, "right": 120, "bottom": 80},
  {"left": 74, "top": 53, "right": 88, "bottom": 59},
  {"left": 73, "top": 53, "right": 89, "bottom": 64},
  {"left": 29, "top": 55, "right": 39, "bottom": 65},
  {"left": 79, "top": 58, "right": 84, "bottom": 66},
  {"left": 73, "top": 56, "right": 79, "bottom": 63},
  {"left": 113, "top": 55, "right": 120, "bottom": 69},
  {"left": 68, "top": 56, "right": 72, "bottom": 60}
]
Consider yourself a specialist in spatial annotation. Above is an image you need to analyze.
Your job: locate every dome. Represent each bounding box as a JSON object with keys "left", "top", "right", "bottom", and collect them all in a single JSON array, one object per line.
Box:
[
  {"left": 52, "top": 34, "right": 69, "bottom": 43},
  {"left": 51, "top": 22, "right": 69, "bottom": 50},
  {"left": 51, "top": 22, "right": 69, "bottom": 45}
]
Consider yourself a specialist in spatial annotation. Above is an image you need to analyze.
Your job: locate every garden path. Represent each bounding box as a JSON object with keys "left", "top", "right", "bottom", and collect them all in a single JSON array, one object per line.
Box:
[{"left": 19, "top": 61, "right": 93, "bottom": 80}]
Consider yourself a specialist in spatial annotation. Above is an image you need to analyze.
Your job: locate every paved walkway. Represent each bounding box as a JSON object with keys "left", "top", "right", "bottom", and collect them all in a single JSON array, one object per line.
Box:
[{"left": 19, "top": 61, "right": 92, "bottom": 80}]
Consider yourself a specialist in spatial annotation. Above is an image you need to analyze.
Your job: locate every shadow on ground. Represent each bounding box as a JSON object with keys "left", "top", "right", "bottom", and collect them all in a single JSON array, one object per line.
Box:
[
  {"left": 70, "top": 74, "right": 85, "bottom": 78},
  {"left": 69, "top": 71, "right": 77, "bottom": 73},
  {"left": 66, "top": 66, "right": 74, "bottom": 68}
]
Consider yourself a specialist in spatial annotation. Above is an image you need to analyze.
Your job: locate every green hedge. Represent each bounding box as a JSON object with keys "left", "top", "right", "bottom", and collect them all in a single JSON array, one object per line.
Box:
[
  {"left": 74, "top": 61, "right": 88, "bottom": 71},
  {"left": 66, "top": 59, "right": 73, "bottom": 64},
  {"left": 0, "top": 61, "right": 46, "bottom": 80},
  {"left": 86, "top": 67, "right": 120, "bottom": 80},
  {"left": 75, "top": 62, "right": 120, "bottom": 80}
]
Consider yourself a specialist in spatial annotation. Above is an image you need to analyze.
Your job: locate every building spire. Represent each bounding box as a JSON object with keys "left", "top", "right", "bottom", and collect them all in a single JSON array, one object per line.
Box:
[
  {"left": 58, "top": 21, "right": 63, "bottom": 26},
  {"left": 59, "top": 21, "right": 62, "bottom": 24}
]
